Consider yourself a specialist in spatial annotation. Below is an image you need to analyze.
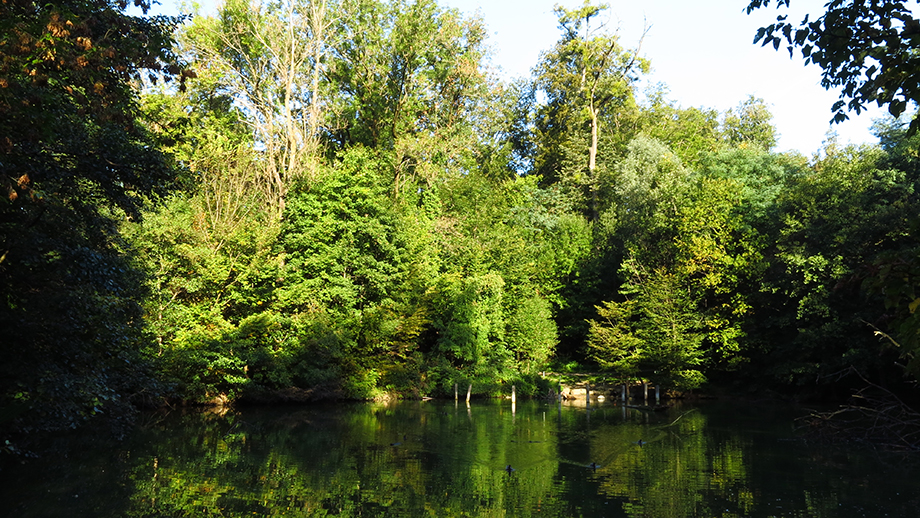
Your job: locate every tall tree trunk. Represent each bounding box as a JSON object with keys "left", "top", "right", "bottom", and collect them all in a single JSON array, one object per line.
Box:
[
  {"left": 307, "top": 0, "right": 328, "bottom": 184},
  {"left": 589, "top": 102, "right": 599, "bottom": 221}
]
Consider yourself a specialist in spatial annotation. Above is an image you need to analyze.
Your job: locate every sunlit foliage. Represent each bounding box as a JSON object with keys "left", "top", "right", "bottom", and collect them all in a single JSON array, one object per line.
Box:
[{"left": 6, "top": 0, "right": 920, "bottom": 437}]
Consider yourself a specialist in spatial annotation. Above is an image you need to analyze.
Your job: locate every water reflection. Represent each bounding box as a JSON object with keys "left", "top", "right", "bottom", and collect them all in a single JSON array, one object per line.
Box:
[{"left": 3, "top": 400, "right": 920, "bottom": 517}]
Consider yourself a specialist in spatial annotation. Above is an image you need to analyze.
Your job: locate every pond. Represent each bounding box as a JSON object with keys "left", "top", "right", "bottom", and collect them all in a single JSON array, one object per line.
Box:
[{"left": 2, "top": 398, "right": 919, "bottom": 517}]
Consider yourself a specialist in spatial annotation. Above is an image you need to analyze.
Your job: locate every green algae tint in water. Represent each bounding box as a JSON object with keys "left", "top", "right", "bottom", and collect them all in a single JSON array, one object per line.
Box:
[{"left": 2, "top": 400, "right": 920, "bottom": 517}]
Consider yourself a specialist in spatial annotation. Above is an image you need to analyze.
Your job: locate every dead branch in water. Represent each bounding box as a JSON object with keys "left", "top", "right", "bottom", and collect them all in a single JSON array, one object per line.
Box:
[{"left": 796, "top": 367, "right": 920, "bottom": 451}]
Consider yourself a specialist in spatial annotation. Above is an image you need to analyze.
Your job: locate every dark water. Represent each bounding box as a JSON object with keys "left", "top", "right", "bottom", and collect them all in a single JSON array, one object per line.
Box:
[{"left": 2, "top": 399, "right": 919, "bottom": 517}]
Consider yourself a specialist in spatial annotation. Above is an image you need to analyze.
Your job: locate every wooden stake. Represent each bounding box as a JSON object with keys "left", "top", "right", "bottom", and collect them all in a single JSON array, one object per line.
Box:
[
  {"left": 511, "top": 385, "right": 516, "bottom": 403},
  {"left": 466, "top": 383, "right": 472, "bottom": 403}
]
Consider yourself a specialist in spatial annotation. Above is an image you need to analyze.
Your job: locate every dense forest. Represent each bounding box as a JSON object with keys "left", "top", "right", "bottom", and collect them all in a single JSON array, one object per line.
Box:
[{"left": 3, "top": 0, "right": 920, "bottom": 439}]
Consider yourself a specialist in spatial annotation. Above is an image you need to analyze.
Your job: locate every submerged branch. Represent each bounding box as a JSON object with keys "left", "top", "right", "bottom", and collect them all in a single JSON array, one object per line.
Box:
[{"left": 796, "top": 367, "right": 920, "bottom": 451}]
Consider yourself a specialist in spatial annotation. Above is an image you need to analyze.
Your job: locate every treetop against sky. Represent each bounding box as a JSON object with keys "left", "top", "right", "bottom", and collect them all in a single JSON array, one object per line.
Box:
[{"left": 141, "top": 0, "right": 910, "bottom": 154}]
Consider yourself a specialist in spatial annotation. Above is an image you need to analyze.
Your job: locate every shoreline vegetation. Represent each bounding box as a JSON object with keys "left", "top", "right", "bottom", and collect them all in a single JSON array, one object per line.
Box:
[{"left": 3, "top": 0, "right": 920, "bottom": 448}]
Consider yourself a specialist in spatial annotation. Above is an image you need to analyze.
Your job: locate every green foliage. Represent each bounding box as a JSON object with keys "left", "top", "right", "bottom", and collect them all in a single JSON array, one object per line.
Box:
[
  {"left": 0, "top": 0, "right": 185, "bottom": 433},
  {"left": 280, "top": 147, "right": 405, "bottom": 314},
  {"left": 699, "top": 146, "right": 801, "bottom": 221},
  {"left": 636, "top": 88, "right": 722, "bottom": 168},
  {"left": 0, "top": 0, "right": 187, "bottom": 217},
  {"left": 859, "top": 118, "right": 920, "bottom": 378},
  {"left": 586, "top": 136, "right": 768, "bottom": 387},
  {"left": 672, "top": 176, "right": 763, "bottom": 367},
  {"left": 325, "top": 0, "right": 488, "bottom": 153},
  {"left": 126, "top": 192, "right": 280, "bottom": 348},
  {"left": 739, "top": 1, "right": 920, "bottom": 381},
  {"left": 720, "top": 96, "right": 778, "bottom": 151},
  {"left": 11, "top": 0, "right": 920, "bottom": 435},
  {"left": 429, "top": 272, "right": 508, "bottom": 375},
  {"left": 628, "top": 268, "right": 706, "bottom": 390},
  {"left": 505, "top": 295, "right": 558, "bottom": 374},
  {"left": 124, "top": 2, "right": 582, "bottom": 405},
  {"left": 747, "top": 0, "right": 920, "bottom": 131},
  {"left": 532, "top": 1, "right": 649, "bottom": 218},
  {"left": 588, "top": 267, "right": 706, "bottom": 391},
  {"left": 428, "top": 172, "right": 590, "bottom": 384},
  {"left": 745, "top": 140, "right": 912, "bottom": 384},
  {"left": 587, "top": 300, "right": 643, "bottom": 374},
  {"left": 607, "top": 135, "right": 691, "bottom": 237}
]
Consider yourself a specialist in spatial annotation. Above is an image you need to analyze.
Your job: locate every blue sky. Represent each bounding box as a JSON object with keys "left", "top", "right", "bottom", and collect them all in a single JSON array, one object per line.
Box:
[
  {"left": 147, "top": 0, "right": 891, "bottom": 154},
  {"left": 439, "top": 0, "right": 889, "bottom": 155}
]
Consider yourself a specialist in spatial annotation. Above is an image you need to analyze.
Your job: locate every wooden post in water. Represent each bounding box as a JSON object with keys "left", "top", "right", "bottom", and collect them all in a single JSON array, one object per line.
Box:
[
  {"left": 621, "top": 383, "right": 627, "bottom": 402},
  {"left": 466, "top": 383, "right": 472, "bottom": 403},
  {"left": 586, "top": 383, "right": 590, "bottom": 409},
  {"left": 655, "top": 385, "right": 660, "bottom": 403},
  {"left": 511, "top": 385, "right": 516, "bottom": 403},
  {"left": 454, "top": 383, "right": 458, "bottom": 401},
  {"left": 643, "top": 382, "right": 648, "bottom": 401}
]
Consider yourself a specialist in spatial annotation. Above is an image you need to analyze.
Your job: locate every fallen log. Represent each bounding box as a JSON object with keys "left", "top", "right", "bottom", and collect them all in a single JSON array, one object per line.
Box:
[{"left": 625, "top": 404, "right": 672, "bottom": 412}]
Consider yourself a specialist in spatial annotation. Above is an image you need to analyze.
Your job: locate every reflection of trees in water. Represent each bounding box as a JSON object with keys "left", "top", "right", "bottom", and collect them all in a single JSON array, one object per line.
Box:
[
  {"left": 584, "top": 409, "right": 756, "bottom": 518},
  {"left": 19, "top": 401, "right": 907, "bottom": 517},
  {"left": 125, "top": 402, "right": 567, "bottom": 516}
]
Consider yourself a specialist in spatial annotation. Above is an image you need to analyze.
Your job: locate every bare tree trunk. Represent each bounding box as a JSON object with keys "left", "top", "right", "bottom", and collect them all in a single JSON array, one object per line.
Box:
[
  {"left": 307, "top": 0, "right": 328, "bottom": 184},
  {"left": 192, "top": 0, "right": 331, "bottom": 221},
  {"left": 589, "top": 103, "right": 599, "bottom": 220}
]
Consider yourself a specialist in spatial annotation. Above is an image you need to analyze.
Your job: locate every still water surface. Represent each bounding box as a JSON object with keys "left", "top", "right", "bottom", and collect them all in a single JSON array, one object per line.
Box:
[{"left": 2, "top": 399, "right": 920, "bottom": 517}]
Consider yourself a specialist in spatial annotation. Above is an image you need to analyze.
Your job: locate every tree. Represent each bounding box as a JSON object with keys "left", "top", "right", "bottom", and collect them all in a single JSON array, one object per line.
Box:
[
  {"left": 631, "top": 268, "right": 707, "bottom": 391},
  {"left": 606, "top": 135, "right": 692, "bottom": 243},
  {"left": 863, "top": 119, "right": 920, "bottom": 378},
  {"left": 128, "top": 0, "right": 554, "bottom": 403},
  {"left": 532, "top": 0, "right": 649, "bottom": 219},
  {"left": 323, "top": 0, "right": 489, "bottom": 184},
  {"left": 0, "top": 0, "right": 186, "bottom": 432},
  {"left": 278, "top": 148, "right": 408, "bottom": 315},
  {"left": 585, "top": 135, "right": 767, "bottom": 385},
  {"left": 588, "top": 266, "right": 706, "bottom": 391},
  {"left": 699, "top": 146, "right": 801, "bottom": 222},
  {"left": 1, "top": 0, "right": 187, "bottom": 220},
  {"left": 586, "top": 299, "right": 642, "bottom": 375},
  {"left": 636, "top": 88, "right": 722, "bottom": 168},
  {"left": 745, "top": 139, "right": 912, "bottom": 385},
  {"left": 424, "top": 171, "right": 588, "bottom": 389},
  {"left": 746, "top": 0, "right": 920, "bottom": 132},
  {"left": 720, "top": 95, "right": 778, "bottom": 150},
  {"left": 184, "top": 0, "right": 333, "bottom": 218}
]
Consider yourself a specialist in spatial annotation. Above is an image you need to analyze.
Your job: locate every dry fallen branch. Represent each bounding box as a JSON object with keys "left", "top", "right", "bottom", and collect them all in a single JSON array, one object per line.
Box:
[{"left": 796, "top": 367, "right": 920, "bottom": 451}]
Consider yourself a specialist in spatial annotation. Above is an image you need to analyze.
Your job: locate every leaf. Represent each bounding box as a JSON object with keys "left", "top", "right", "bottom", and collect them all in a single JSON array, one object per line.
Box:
[
  {"left": 782, "top": 24, "right": 792, "bottom": 42},
  {"left": 888, "top": 99, "right": 907, "bottom": 116},
  {"left": 909, "top": 298, "right": 920, "bottom": 314}
]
